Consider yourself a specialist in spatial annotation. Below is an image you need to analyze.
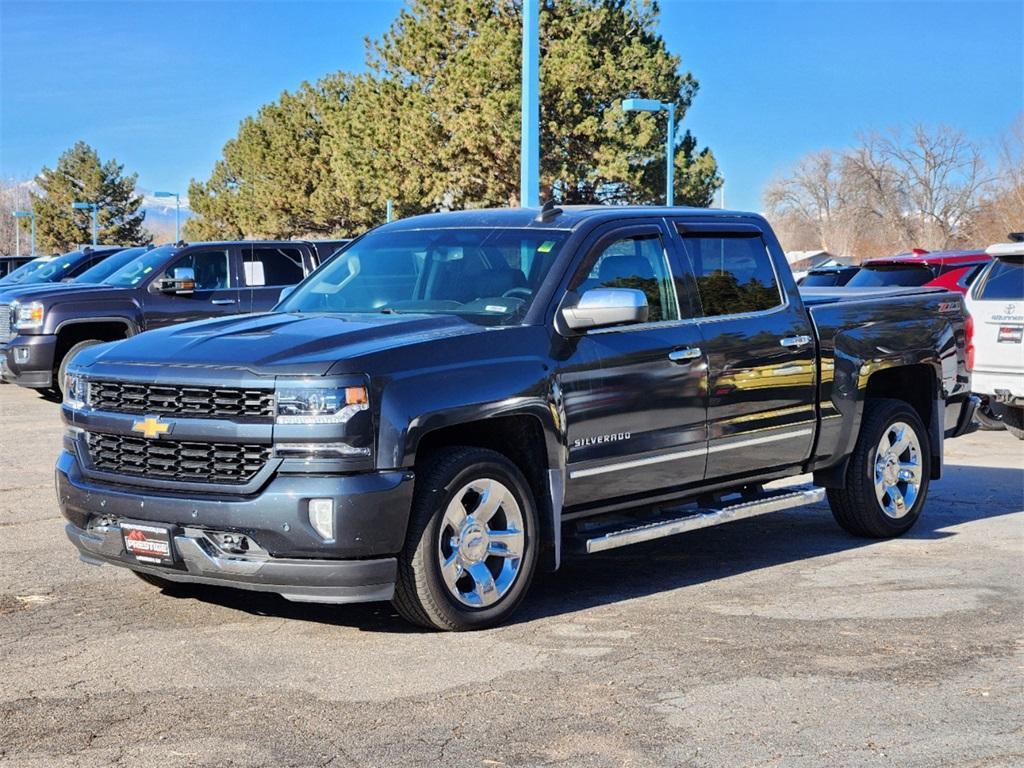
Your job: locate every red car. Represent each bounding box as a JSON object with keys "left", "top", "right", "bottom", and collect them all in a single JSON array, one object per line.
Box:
[{"left": 846, "top": 248, "right": 991, "bottom": 295}]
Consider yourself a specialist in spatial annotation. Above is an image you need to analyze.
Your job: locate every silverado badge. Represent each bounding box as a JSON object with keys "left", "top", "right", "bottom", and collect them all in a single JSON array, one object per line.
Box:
[{"left": 132, "top": 416, "right": 172, "bottom": 439}]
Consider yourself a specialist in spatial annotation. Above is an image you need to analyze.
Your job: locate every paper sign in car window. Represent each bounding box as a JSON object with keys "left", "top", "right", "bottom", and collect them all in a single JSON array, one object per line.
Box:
[{"left": 244, "top": 261, "right": 266, "bottom": 286}]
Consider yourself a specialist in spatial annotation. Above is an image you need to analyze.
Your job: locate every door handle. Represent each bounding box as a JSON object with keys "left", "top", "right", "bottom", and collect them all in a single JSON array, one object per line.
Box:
[
  {"left": 668, "top": 347, "right": 702, "bottom": 362},
  {"left": 211, "top": 299, "right": 237, "bottom": 305},
  {"left": 780, "top": 335, "right": 812, "bottom": 348}
]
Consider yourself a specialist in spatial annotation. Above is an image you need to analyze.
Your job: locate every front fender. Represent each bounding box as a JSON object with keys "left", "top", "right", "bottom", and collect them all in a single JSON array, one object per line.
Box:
[
  {"left": 48, "top": 300, "right": 142, "bottom": 336},
  {"left": 374, "top": 357, "right": 564, "bottom": 472}
]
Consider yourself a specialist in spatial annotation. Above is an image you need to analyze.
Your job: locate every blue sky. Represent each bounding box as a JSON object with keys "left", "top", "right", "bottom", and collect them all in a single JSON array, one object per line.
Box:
[{"left": 1, "top": 0, "right": 1021, "bottom": 212}]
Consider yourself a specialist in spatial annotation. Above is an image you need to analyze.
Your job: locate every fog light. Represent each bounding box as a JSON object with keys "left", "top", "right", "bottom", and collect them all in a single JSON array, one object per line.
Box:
[
  {"left": 308, "top": 498, "right": 334, "bottom": 541},
  {"left": 14, "top": 347, "right": 30, "bottom": 364}
]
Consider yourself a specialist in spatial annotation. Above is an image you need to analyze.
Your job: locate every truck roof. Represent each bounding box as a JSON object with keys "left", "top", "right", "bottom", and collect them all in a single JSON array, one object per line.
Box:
[{"left": 381, "top": 205, "right": 761, "bottom": 232}]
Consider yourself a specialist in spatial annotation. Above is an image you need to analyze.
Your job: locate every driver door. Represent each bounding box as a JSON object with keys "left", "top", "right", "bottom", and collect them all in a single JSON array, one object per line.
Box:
[
  {"left": 557, "top": 222, "right": 709, "bottom": 508},
  {"left": 143, "top": 246, "right": 242, "bottom": 329}
]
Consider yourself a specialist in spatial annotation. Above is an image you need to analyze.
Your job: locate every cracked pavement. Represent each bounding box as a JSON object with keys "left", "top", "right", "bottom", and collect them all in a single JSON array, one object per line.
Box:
[{"left": 0, "top": 383, "right": 1021, "bottom": 767}]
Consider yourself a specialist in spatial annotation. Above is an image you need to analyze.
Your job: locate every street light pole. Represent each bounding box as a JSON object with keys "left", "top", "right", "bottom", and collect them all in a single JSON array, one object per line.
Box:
[
  {"left": 520, "top": 0, "right": 540, "bottom": 208},
  {"left": 622, "top": 97, "right": 678, "bottom": 206},
  {"left": 13, "top": 211, "right": 36, "bottom": 256},
  {"left": 72, "top": 202, "right": 99, "bottom": 246},
  {"left": 154, "top": 191, "right": 181, "bottom": 242}
]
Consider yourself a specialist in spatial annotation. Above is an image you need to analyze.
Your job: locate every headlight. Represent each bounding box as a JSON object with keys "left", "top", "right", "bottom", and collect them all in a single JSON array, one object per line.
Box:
[
  {"left": 273, "top": 381, "right": 372, "bottom": 460},
  {"left": 275, "top": 384, "right": 368, "bottom": 424},
  {"left": 13, "top": 301, "right": 44, "bottom": 330},
  {"left": 64, "top": 374, "right": 88, "bottom": 410}
]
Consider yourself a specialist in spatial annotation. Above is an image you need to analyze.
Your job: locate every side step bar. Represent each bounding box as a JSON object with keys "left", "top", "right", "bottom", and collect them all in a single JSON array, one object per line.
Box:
[{"left": 583, "top": 485, "right": 826, "bottom": 554}]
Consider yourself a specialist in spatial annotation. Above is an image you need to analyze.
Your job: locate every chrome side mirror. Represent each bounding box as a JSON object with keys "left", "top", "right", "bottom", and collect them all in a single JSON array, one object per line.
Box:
[
  {"left": 560, "top": 288, "right": 649, "bottom": 332},
  {"left": 161, "top": 266, "right": 195, "bottom": 295}
]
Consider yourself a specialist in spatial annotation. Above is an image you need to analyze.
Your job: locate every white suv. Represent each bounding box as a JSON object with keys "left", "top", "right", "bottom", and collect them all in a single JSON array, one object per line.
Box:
[{"left": 965, "top": 242, "right": 1024, "bottom": 439}]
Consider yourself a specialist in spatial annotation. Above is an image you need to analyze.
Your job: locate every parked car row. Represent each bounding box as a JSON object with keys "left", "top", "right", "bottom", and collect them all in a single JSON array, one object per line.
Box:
[
  {"left": 796, "top": 248, "right": 992, "bottom": 295},
  {"left": 0, "top": 239, "right": 348, "bottom": 394}
]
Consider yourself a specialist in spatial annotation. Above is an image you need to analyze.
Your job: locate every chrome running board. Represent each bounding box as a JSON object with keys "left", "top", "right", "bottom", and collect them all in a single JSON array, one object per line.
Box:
[{"left": 582, "top": 485, "right": 826, "bottom": 554}]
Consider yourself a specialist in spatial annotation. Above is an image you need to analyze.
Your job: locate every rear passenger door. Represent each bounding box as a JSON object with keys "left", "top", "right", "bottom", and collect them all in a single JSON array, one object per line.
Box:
[
  {"left": 240, "top": 244, "right": 312, "bottom": 313},
  {"left": 143, "top": 246, "right": 242, "bottom": 329},
  {"left": 671, "top": 221, "right": 816, "bottom": 478}
]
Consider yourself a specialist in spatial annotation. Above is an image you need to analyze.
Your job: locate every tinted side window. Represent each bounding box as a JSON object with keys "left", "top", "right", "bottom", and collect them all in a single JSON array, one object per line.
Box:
[
  {"left": 846, "top": 265, "right": 934, "bottom": 288},
  {"left": 169, "top": 250, "right": 230, "bottom": 290},
  {"left": 681, "top": 234, "right": 782, "bottom": 317},
  {"left": 977, "top": 258, "right": 1024, "bottom": 300},
  {"left": 571, "top": 234, "right": 679, "bottom": 323},
  {"left": 243, "top": 247, "right": 306, "bottom": 286}
]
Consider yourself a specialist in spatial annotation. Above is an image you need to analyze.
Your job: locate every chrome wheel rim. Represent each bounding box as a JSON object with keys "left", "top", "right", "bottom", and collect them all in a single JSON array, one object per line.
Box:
[
  {"left": 874, "top": 421, "right": 922, "bottom": 519},
  {"left": 437, "top": 478, "right": 525, "bottom": 608}
]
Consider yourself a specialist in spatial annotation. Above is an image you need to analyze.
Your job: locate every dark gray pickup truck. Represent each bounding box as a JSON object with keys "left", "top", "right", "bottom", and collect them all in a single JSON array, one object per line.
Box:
[
  {"left": 57, "top": 206, "right": 977, "bottom": 630},
  {"left": 1, "top": 240, "right": 318, "bottom": 393}
]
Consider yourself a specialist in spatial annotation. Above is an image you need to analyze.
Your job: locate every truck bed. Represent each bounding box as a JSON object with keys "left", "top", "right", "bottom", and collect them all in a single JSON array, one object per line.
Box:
[{"left": 799, "top": 285, "right": 948, "bottom": 306}]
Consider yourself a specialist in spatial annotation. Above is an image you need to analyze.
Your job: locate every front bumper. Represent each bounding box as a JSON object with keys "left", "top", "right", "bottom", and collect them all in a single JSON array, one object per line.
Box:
[
  {"left": 57, "top": 450, "right": 415, "bottom": 604},
  {"left": 0, "top": 334, "right": 56, "bottom": 388},
  {"left": 65, "top": 520, "right": 397, "bottom": 604}
]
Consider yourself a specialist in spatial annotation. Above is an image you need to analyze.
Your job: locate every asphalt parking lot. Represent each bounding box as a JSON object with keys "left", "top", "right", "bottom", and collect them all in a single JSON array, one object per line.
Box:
[{"left": 0, "top": 383, "right": 1021, "bottom": 768}]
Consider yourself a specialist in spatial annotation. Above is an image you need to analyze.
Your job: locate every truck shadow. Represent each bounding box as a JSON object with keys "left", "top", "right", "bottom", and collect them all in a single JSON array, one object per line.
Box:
[{"left": 155, "top": 462, "right": 1022, "bottom": 632}]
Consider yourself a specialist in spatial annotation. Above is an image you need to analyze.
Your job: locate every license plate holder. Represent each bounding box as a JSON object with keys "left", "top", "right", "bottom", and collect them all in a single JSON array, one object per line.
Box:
[{"left": 121, "top": 521, "right": 176, "bottom": 565}]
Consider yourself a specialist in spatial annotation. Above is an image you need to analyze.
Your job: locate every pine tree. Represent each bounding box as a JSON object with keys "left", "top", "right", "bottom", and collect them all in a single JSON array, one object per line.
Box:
[
  {"left": 188, "top": 0, "right": 722, "bottom": 238},
  {"left": 30, "top": 142, "right": 150, "bottom": 252}
]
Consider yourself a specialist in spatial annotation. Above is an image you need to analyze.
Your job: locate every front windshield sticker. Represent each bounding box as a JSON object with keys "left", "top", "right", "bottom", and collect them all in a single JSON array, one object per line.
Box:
[{"left": 538, "top": 240, "right": 555, "bottom": 253}]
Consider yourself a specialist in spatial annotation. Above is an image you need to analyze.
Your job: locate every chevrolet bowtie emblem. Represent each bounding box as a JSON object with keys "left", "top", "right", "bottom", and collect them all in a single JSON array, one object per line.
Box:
[{"left": 132, "top": 416, "right": 172, "bottom": 439}]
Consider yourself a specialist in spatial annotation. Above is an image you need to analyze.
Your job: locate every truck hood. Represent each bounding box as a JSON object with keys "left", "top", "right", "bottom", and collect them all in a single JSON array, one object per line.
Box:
[
  {"left": 81, "top": 312, "right": 488, "bottom": 376},
  {"left": 0, "top": 282, "right": 128, "bottom": 305}
]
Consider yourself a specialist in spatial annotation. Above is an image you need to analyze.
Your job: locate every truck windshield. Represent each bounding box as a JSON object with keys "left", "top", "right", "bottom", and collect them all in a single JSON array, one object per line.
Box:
[
  {"left": 103, "top": 246, "right": 176, "bottom": 287},
  {"left": 846, "top": 264, "right": 934, "bottom": 287},
  {"left": 15, "top": 251, "right": 92, "bottom": 284},
  {"left": 76, "top": 247, "right": 150, "bottom": 284},
  {"left": 277, "top": 227, "right": 569, "bottom": 325},
  {"left": 0, "top": 257, "right": 52, "bottom": 284}
]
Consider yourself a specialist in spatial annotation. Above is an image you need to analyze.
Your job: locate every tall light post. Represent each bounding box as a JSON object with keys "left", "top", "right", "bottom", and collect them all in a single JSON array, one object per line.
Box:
[
  {"left": 154, "top": 191, "right": 181, "bottom": 242},
  {"left": 520, "top": 0, "right": 540, "bottom": 208},
  {"left": 622, "top": 97, "right": 676, "bottom": 206},
  {"left": 13, "top": 211, "right": 36, "bottom": 256},
  {"left": 71, "top": 201, "right": 99, "bottom": 246}
]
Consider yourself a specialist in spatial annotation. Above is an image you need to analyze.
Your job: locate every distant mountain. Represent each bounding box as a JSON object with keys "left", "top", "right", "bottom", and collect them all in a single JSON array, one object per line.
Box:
[{"left": 138, "top": 190, "right": 192, "bottom": 243}]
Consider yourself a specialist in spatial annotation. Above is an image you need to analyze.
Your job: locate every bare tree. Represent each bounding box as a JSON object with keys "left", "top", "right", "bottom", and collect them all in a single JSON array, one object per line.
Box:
[
  {"left": 0, "top": 178, "right": 36, "bottom": 256},
  {"left": 968, "top": 114, "right": 1024, "bottom": 244},
  {"left": 763, "top": 149, "right": 872, "bottom": 257},
  {"left": 848, "top": 125, "right": 990, "bottom": 250}
]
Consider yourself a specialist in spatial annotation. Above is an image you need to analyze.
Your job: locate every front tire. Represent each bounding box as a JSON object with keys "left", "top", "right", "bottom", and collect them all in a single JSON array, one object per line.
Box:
[
  {"left": 55, "top": 339, "right": 106, "bottom": 398},
  {"left": 827, "top": 398, "right": 931, "bottom": 538},
  {"left": 393, "top": 447, "right": 539, "bottom": 631}
]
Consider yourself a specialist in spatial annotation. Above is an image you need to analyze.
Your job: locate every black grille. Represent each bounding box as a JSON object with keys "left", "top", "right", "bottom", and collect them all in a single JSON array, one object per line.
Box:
[
  {"left": 86, "top": 432, "right": 271, "bottom": 484},
  {"left": 88, "top": 381, "right": 275, "bottom": 419}
]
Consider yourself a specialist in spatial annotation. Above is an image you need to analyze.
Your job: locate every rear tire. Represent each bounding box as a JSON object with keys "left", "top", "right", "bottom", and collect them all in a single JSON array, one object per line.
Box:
[
  {"left": 1004, "top": 407, "right": 1024, "bottom": 440},
  {"left": 974, "top": 399, "right": 1005, "bottom": 431},
  {"left": 392, "top": 447, "right": 539, "bottom": 631},
  {"left": 827, "top": 398, "right": 931, "bottom": 538}
]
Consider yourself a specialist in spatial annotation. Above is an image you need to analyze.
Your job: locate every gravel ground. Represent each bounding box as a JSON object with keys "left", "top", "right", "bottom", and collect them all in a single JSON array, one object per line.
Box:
[{"left": 1, "top": 383, "right": 1021, "bottom": 767}]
